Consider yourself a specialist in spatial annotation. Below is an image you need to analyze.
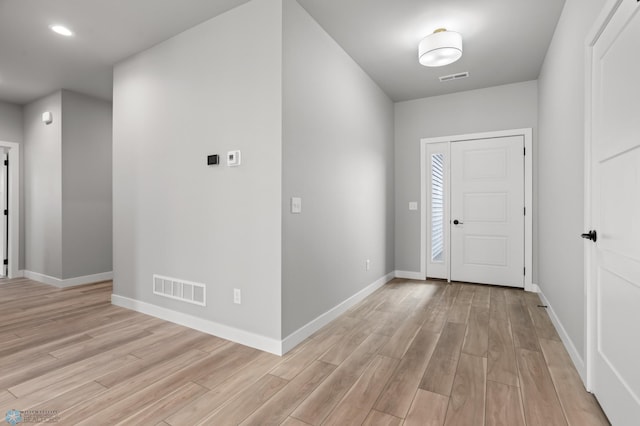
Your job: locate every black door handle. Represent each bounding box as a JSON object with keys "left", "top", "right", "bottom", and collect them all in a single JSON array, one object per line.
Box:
[
  {"left": 453, "top": 219, "right": 463, "bottom": 225},
  {"left": 581, "top": 230, "right": 597, "bottom": 242}
]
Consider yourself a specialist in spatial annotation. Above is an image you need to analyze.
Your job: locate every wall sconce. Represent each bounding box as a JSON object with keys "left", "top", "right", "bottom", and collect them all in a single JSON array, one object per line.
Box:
[{"left": 42, "top": 112, "right": 53, "bottom": 125}]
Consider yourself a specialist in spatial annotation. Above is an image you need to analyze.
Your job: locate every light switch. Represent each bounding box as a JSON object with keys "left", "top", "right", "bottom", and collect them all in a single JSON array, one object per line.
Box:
[
  {"left": 409, "top": 201, "right": 418, "bottom": 211},
  {"left": 291, "top": 197, "right": 302, "bottom": 214},
  {"left": 227, "top": 150, "right": 241, "bottom": 167}
]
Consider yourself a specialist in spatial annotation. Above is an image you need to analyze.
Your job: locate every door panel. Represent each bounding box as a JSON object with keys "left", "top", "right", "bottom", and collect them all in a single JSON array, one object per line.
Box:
[
  {"left": 463, "top": 236, "right": 507, "bottom": 266},
  {"left": 590, "top": 0, "right": 640, "bottom": 422},
  {"left": 463, "top": 192, "right": 507, "bottom": 222},
  {"left": 450, "top": 136, "right": 524, "bottom": 287}
]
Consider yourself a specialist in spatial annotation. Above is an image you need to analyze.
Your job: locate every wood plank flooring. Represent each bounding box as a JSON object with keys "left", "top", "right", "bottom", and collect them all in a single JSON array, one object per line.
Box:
[{"left": 0, "top": 277, "right": 609, "bottom": 425}]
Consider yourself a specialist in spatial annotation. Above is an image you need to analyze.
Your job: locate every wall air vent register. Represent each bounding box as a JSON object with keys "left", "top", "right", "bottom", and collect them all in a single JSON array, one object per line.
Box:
[{"left": 153, "top": 274, "right": 206, "bottom": 306}]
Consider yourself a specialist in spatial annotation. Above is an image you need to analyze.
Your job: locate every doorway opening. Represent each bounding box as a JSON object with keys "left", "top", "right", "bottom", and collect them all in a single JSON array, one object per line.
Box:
[
  {"left": 0, "top": 150, "right": 7, "bottom": 277},
  {"left": 0, "top": 141, "right": 20, "bottom": 279}
]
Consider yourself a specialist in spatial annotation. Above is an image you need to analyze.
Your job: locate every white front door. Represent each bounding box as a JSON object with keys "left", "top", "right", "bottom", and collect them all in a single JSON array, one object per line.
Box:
[
  {"left": 450, "top": 136, "right": 524, "bottom": 287},
  {"left": 588, "top": 0, "right": 640, "bottom": 423}
]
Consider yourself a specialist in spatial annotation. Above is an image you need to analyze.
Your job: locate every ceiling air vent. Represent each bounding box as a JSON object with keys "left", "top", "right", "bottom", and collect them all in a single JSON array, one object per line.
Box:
[{"left": 439, "top": 71, "right": 469, "bottom": 82}]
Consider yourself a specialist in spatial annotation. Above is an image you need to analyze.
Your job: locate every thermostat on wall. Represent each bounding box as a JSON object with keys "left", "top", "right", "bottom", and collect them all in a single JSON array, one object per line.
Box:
[
  {"left": 207, "top": 154, "right": 219, "bottom": 165},
  {"left": 227, "top": 150, "right": 241, "bottom": 167}
]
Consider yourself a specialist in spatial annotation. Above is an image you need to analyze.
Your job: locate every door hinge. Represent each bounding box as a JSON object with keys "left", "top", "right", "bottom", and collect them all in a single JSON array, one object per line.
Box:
[
  {"left": 523, "top": 147, "right": 526, "bottom": 156},
  {"left": 524, "top": 206, "right": 526, "bottom": 216},
  {"left": 3, "top": 209, "right": 6, "bottom": 216},
  {"left": 3, "top": 259, "right": 7, "bottom": 265},
  {"left": 524, "top": 267, "right": 526, "bottom": 276},
  {"left": 3, "top": 159, "right": 7, "bottom": 166}
]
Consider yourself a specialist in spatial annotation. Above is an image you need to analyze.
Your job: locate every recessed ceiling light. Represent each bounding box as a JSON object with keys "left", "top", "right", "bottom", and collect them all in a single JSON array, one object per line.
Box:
[{"left": 50, "top": 25, "right": 74, "bottom": 37}]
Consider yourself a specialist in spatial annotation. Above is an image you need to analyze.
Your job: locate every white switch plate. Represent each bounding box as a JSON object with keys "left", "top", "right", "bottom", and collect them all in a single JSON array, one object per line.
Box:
[
  {"left": 409, "top": 201, "right": 418, "bottom": 211},
  {"left": 227, "top": 150, "right": 241, "bottom": 167},
  {"left": 233, "top": 288, "right": 241, "bottom": 304},
  {"left": 291, "top": 197, "right": 302, "bottom": 214}
]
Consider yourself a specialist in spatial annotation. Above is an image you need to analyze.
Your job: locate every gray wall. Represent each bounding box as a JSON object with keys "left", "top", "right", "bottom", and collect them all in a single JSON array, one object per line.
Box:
[
  {"left": 23, "top": 92, "right": 63, "bottom": 278},
  {"left": 22, "top": 90, "right": 112, "bottom": 280},
  {"left": 395, "top": 81, "right": 538, "bottom": 279},
  {"left": 0, "top": 100, "right": 25, "bottom": 270},
  {"left": 537, "top": 0, "right": 603, "bottom": 361},
  {"left": 112, "top": 0, "right": 283, "bottom": 339},
  {"left": 61, "top": 90, "right": 112, "bottom": 279},
  {"left": 0, "top": 101, "right": 23, "bottom": 142},
  {"left": 281, "top": 0, "right": 395, "bottom": 337}
]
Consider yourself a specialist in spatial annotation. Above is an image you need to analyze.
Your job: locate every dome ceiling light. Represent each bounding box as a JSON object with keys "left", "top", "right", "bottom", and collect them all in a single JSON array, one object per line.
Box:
[{"left": 418, "top": 28, "right": 462, "bottom": 67}]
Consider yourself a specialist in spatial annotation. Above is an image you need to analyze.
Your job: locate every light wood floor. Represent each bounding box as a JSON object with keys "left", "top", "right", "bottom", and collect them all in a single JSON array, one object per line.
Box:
[{"left": 0, "top": 277, "right": 608, "bottom": 425}]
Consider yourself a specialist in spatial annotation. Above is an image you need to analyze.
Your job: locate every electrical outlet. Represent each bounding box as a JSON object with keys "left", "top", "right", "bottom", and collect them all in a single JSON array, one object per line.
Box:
[
  {"left": 366, "top": 259, "right": 371, "bottom": 271},
  {"left": 233, "top": 288, "right": 241, "bottom": 304}
]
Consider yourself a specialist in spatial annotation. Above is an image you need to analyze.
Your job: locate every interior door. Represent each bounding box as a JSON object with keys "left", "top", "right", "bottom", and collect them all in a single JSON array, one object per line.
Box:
[
  {"left": 450, "top": 136, "right": 524, "bottom": 287},
  {"left": 589, "top": 0, "right": 640, "bottom": 423}
]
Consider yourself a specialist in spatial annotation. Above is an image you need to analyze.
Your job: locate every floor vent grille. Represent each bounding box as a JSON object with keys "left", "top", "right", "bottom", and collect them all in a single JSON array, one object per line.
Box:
[
  {"left": 153, "top": 274, "right": 206, "bottom": 306},
  {"left": 439, "top": 71, "right": 469, "bottom": 82}
]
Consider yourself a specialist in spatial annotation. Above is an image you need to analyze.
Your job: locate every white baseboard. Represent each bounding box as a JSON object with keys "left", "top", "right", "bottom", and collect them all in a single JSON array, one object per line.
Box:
[
  {"left": 112, "top": 271, "right": 396, "bottom": 356},
  {"left": 112, "top": 294, "right": 283, "bottom": 355},
  {"left": 527, "top": 283, "right": 541, "bottom": 293},
  {"left": 394, "top": 270, "right": 425, "bottom": 280},
  {"left": 280, "top": 271, "right": 395, "bottom": 354},
  {"left": 23, "top": 270, "right": 113, "bottom": 288},
  {"left": 538, "top": 288, "right": 587, "bottom": 383}
]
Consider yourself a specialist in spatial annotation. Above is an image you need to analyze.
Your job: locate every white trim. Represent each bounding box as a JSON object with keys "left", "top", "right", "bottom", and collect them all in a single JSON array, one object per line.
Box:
[
  {"left": 281, "top": 272, "right": 395, "bottom": 353},
  {"left": 23, "top": 270, "right": 113, "bottom": 288},
  {"left": 0, "top": 140, "right": 20, "bottom": 279},
  {"left": 111, "top": 293, "right": 282, "bottom": 355},
  {"left": 538, "top": 287, "right": 587, "bottom": 383},
  {"left": 112, "top": 272, "right": 396, "bottom": 356},
  {"left": 583, "top": 0, "right": 624, "bottom": 393},
  {"left": 420, "top": 128, "right": 533, "bottom": 291},
  {"left": 394, "top": 270, "right": 425, "bottom": 280},
  {"left": 528, "top": 283, "right": 541, "bottom": 294}
]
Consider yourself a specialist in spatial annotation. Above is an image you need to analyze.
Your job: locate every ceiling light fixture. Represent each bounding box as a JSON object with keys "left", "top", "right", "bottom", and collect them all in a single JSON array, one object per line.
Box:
[
  {"left": 418, "top": 28, "right": 462, "bottom": 67},
  {"left": 50, "top": 25, "right": 74, "bottom": 37}
]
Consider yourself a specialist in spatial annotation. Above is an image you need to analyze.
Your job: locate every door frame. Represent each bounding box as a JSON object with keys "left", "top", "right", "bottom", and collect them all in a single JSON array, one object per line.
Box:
[
  {"left": 0, "top": 140, "right": 20, "bottom": 279},
  {"left": 419, "top": 128, "right": 533, "bottom": 291},
  {"left": 583, "top": 0, "right": 626, "bottom": 393}
]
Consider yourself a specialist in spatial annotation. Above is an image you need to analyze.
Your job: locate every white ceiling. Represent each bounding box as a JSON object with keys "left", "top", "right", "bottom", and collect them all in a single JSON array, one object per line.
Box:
[
  {"left": 297, "top": 0, "right": 566, "bottom": 101},
  {"left": 0, "top": 0, "right": 251, "bottom": 104},
  {"left": 0, "top": 0, "right": 565, "bottom": 105}
]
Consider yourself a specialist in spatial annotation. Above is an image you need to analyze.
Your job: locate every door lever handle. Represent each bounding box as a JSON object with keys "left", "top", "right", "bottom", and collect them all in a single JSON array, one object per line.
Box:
[
  {"left": 581, "top": 230, "right": 597, "bottom": 242},
  {"left": 453, "top": 219, "right": 463, "bottom": 225}
]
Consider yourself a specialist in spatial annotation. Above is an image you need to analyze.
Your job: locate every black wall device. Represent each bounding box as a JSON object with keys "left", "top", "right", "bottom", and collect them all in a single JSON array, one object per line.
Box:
[{"left": 207, "top": 154, "right": 219, "bottom": 165}]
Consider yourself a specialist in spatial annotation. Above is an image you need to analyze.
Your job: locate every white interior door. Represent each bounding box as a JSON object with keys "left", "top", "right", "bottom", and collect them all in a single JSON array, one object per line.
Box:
[
  {"left": 450, "top": 136, "right": 524, "bottom": 287},
  {"left": 589, "top": 1, "right": 640, "bottom": 423}
]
